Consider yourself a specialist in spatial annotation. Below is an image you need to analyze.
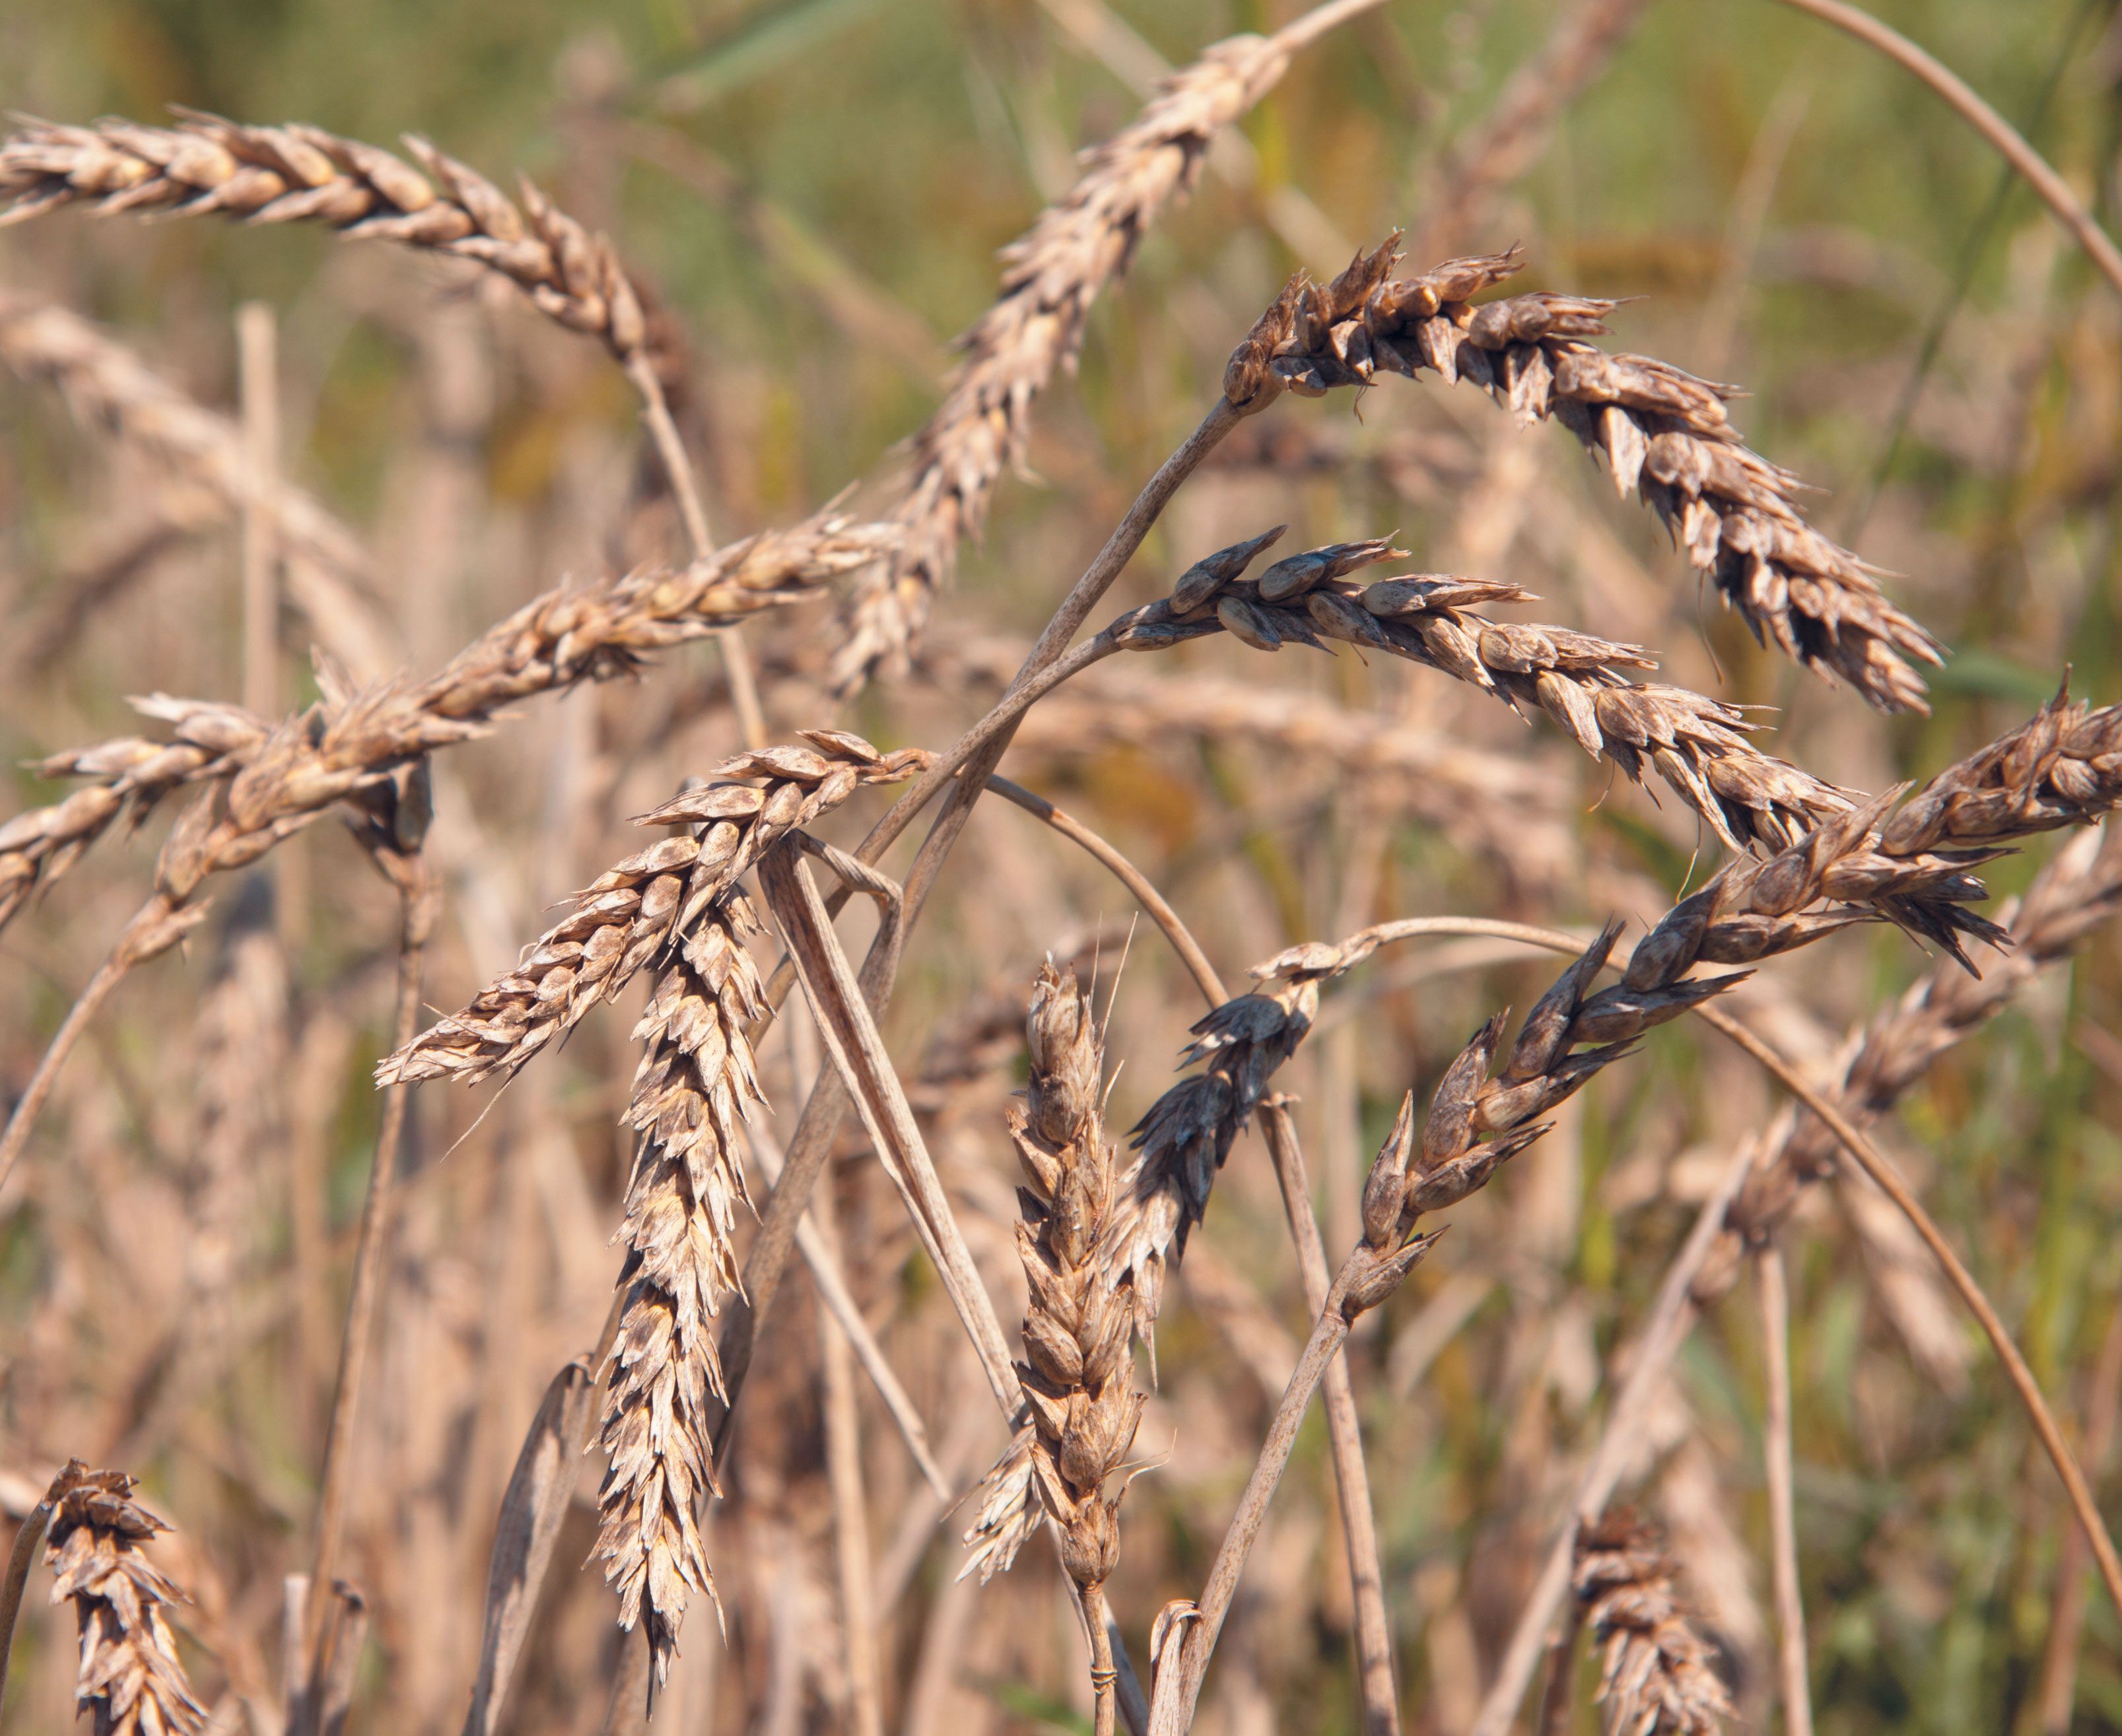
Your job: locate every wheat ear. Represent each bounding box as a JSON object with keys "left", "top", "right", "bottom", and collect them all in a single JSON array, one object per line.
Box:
[
  {"left": 1225, "top": 239, "right": 1943, "bottom": 711},
  {"left": 42, "top": 1462, "right": 209, "bottom": 1736},
  {"left": 1566, "top": 1517, "right": 1734, "bottom": 1736}
]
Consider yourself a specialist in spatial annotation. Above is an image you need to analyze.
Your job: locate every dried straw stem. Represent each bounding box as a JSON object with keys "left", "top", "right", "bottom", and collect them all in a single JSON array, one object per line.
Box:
[
  {"left": 1147, "top": 1098, "right": 1450, "bottom": 1735},
  {"left": 1412, "top": 0, "right": 1655, "bottom": 259},
  {"left": 1757, "top": 1246, "right": 1812, "bottom": 1736},
  {"left": 298, "top": 820, "right": 432, "bottom": 1715},
  {"left": 1227, "top": 240, "right": 1943, "bottom": 710},
  {"left": 1769, "top": 0, "right": 2122, "bottom": 302},
  {"left": 42, "top": 1461, "right": 209, "bottom": 1736}
]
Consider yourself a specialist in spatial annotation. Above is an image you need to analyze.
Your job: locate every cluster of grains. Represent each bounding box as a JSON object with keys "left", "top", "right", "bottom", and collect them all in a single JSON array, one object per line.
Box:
[
  {"left": 378, "top": 731, "right": 924, "bottom": 1086},
  {"left": 830, "top": 32, "right": 1293, "bottom": 689},
  {"left": 1692, "top": 817, "right": 2122, "bottom": 1304},
  {"left": 1222, "top": 238, "right": 1942, "bottom": 712},
  {"left": 0, "top": 114, "right": 661, "bottom": 372},
  {"left": 1569, "top": 1517, "right": 1733, "bottom": 1735},
  {"left": 1007, "top": 966, "right": 1143, "bottom": 1597},
  {"left": 1111, "top": 529, "right": 1850, "bottom": 855},
  {"left": 0, "top": 515, "right": 893, "bottom": 939},
  {"left": 42, "top": 1461, "right": 209, "bottom": 1736}
]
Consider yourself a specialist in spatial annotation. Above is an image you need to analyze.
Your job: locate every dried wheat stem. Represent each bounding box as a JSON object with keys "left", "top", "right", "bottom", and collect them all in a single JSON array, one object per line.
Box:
[
  {"left": 0, "top": 892, "right": 207, "bottom": 1199},
  {"left": 745, "top": 1125, "right": 951, "bottom": 1499},
  {"left": 1413, "top": 0, "right": 1654, "bottom": 259},
  {"left": 1258, "top": 1105, "right": 1400, "bottom": 1736},
  {"left": 0, "top": 1469, "right": 61, "bottom": 1719},
  {"left": 1567, "top": 1518, "right": 1734, "bottom": 1735},
  {"left": 813, "top": 1180, "right": 883, "bottom": 1736},
  {"left": 1769, "top": 0, "right": 2122, "bottom": 302},
  {"left": 236, "top": 302, "right": 280, "bottom": 720},
  {"left": 1695, "top": 1002, "right": 2122, "bottom": 1619},
  {"left": 984, "top": 774, "right": 1225, "bottom": 1005},
  {"left": 42, "top": 1461, "right": 210, "bottom": 1735},
  {"left": 1758, "top": 1245, "right": 1813, "bottom": 1736},
  {"left": 1231, "top": 240, "right": 1942, "bottom": 710},
  {"left": 1149, "top": 1102, "right": 1445, "bottom": 1735},
  {"left": 2034, "top": 1283, "right": 2122, "bottom": 1733},
  {"left": 300, "top": 827, "right": 432, "bottom": 1712}
]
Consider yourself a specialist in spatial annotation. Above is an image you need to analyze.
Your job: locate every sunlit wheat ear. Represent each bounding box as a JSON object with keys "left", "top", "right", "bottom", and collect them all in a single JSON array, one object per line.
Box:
[
  {"left": 1233, "top": 236, "right": 1943, "bottom": 712},
  {"left": 0, "top": 115, "right": 662, "bottom": 372},
  {"left": 42, "top": 1462, "right": 210, "bottom": 1736},
  {"left": 594, "top": 894, "right": 767, "bottom": 1689},
  {"left": 1571, "top": 1515, "right": 1734, "bottom": 1736}
]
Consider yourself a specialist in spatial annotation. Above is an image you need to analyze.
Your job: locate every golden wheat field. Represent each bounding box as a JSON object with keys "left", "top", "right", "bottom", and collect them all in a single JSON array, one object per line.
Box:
[{"left": 2, "top": 0, "right": 2121, "bottom": 1730}]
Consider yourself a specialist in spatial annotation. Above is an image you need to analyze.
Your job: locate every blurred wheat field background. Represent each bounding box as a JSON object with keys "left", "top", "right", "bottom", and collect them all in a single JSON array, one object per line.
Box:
[{"left": 1, "top": 0, "right": 2120, "bottom": 1731}]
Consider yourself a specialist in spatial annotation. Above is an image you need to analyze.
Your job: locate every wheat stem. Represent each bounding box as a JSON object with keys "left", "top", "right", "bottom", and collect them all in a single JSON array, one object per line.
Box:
[
  {"left": 1759, "top": 1243, "right": 1814, "bottom": 1736},
  {"left": 1768, "top": 0, "right": 2122, "bottom": 302},
  {"left": 1258, "top": 1104, "right": 1400, "bottom": 1736},
  {"left": 298, "top": 857, "right": 430, "bottom": 1723}
]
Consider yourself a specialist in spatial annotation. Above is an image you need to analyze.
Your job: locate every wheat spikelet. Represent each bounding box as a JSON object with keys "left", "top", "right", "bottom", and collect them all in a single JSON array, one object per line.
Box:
[
  {"left": 42, "top": 1462, "right": 209, "bottom": 1736},
  {"left": 1571, "top": 1516, "right": 1732, "bottom": 1736},
  {"left": 1226, "top": 238, "right": 1943, "bottom": 712},
  {"left": 829, "top": 32, "right": 1293, "bottom": 690},
  {"left": 0, "top": 114, "right": 658, "bottom": 368},
  {"left": 377, "top": 731, "right": 924, "bottom": 1086},
  {"left": 1113, "top": 529, "right": 1853, "bottom": 856}
]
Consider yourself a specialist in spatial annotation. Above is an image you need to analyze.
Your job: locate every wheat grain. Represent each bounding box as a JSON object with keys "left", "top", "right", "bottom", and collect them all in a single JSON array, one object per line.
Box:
[
  {"left": 42, "top": 1462, "right": 209, "bottom": 1736},
  {"left": 1228, "top": 239, "right": 1944, "bottom": 712}
]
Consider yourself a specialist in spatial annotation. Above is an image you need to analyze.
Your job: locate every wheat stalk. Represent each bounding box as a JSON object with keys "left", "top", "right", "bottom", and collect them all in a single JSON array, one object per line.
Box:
[
  {"left": 42, "top": 1462, "right": 210, "bottom": 1736},
  {"left": 1225, "top": 239, "right": 1944, "bottom": 712}
]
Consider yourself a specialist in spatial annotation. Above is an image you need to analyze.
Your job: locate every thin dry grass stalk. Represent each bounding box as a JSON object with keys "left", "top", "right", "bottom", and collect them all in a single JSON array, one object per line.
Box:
[
  {"left": 1004, "top": 964, "right": 1144, "bottom": 1736},
  {"left": 0, "top": 114, "right": 664, "bottom": 369},
  {"left": 1569, "top": 1516, "right": 1734, "bottom": 1736},
  {"left": 43, "top": 1461, "right": 210, "bottom": 1736},
  {"left": 1223, "top": 239, "right": 1944, "bottom": 711}
]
